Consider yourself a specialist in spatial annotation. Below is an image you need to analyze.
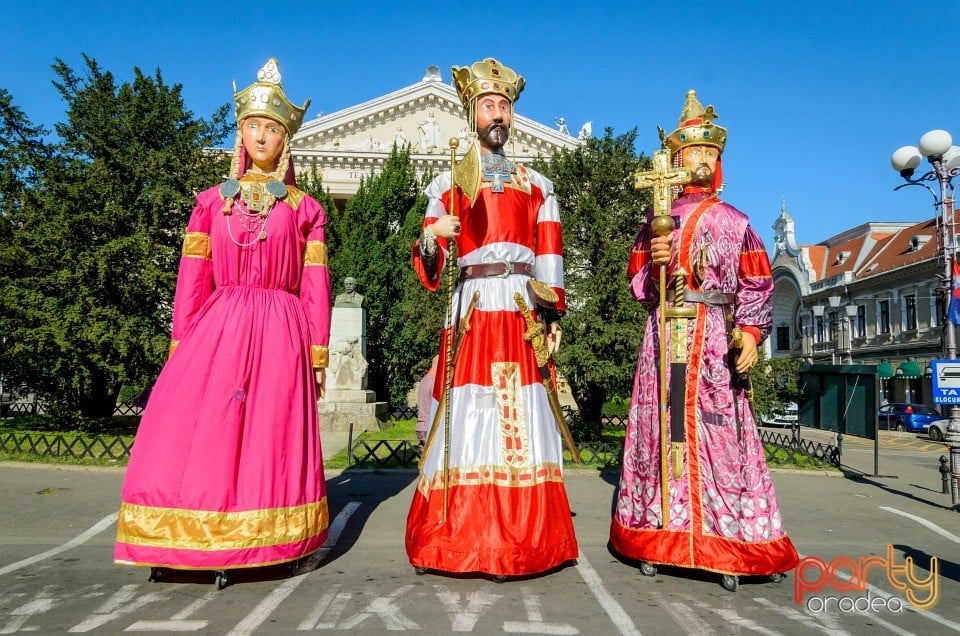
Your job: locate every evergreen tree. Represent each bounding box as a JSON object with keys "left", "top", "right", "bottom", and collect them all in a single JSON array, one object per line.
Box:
[
  {"left": 535, "top": 128, "right": 651, "bottom": 438},
  {"left": 329, "top": 145, "right": 440, "bottom": 406},
  {"left": 0, "top": 56, "right": 230, "bottom": 420}
]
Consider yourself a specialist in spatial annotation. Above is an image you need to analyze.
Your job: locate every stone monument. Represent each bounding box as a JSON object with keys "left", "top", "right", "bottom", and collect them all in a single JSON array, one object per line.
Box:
[{"left": 319, "top": 277, "right": 387, "bottom": 433}]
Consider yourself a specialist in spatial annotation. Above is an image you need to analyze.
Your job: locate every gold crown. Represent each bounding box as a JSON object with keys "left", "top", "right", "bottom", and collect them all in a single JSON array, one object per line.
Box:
[
  {"left": 451, "top": 58, "right": 525, "bottom": 110},
  {"left": 659, "top": 89, "right": 727, "bottom": 155},
  {"left": 233, "top": 59, "right": 310, "bottom": 136}
]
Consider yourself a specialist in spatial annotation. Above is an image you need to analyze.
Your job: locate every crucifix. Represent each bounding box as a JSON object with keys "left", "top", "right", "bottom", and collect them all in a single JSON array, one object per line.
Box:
[
  {"left": 633, "top": 148, "right": 693, "bottom": 529},
  {"left": 483, "top": 163, "right": 512, "bottom": 193}
]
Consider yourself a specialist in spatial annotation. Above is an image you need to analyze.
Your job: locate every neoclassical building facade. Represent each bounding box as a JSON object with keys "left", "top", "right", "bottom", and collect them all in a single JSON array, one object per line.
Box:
[
  {"left": 770, "top": 204, "right": 947, "bottom": 403},
  {"left": 289, "top": 66, "right": 585, "bottom": 209}
]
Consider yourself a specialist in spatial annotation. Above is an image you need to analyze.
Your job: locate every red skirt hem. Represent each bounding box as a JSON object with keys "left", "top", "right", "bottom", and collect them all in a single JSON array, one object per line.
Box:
[{"left": 610, "top": 519, "right": 798, "bottom": 576}]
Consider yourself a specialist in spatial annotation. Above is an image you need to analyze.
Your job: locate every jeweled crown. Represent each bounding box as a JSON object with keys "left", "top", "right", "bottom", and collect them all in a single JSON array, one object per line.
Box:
[
  {"left": 233, "top": 59, "right": 310, "bottom": 136},
  {"left": 659, "top": 89, "right": 727, "bottom": 155},
  {"left": 451, "top": 58, "right": 525, "bottom": 110}
]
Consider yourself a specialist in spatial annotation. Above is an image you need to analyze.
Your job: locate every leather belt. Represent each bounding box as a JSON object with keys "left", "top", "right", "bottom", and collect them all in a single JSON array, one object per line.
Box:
[
  {"left": 668, "top": 289, "right": 734, "bottom": 306},
  {"left": 461, "top": 261, "right": 534, "bottom": 279}
]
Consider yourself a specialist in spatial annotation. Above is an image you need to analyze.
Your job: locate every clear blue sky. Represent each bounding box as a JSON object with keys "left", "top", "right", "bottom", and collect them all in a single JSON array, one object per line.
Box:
[{"left": 4, "top": 0, "right": 958, "bottom": 251}]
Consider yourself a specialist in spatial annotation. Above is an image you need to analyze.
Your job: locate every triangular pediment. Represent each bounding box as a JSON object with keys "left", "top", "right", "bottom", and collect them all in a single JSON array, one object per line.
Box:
[{"left": 290, "top": 68, "right": 582, "bottom": 200}]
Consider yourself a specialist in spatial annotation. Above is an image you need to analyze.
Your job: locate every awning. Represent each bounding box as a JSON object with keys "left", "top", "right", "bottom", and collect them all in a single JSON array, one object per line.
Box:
[
  {"left": 896, "top": 360, "right": 923, "bottom": 379},
  {"left": 877, "top": 361, "right": 894, "bottom": 379}
]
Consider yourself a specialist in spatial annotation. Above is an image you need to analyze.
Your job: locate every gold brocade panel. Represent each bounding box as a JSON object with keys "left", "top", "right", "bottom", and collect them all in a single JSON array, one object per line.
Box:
[
  {"left": 494, "top": 361, "right": 530, "bottom": 468},
  {"left": 181, "top": 232, "right": 211, "bottom": 260},
  {"left": 303, "top": 241, "right": 328, "bottom": 267},
  {"left": 116, "top": 499, "right": 328, "bottom": 551}
]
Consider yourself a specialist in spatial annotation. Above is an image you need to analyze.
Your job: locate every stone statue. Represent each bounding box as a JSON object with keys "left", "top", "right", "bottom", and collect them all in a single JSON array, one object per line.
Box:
[
  {"left": 554, "top": 117, "right": 570, "bottom": 135},
  {"left": 331, "top": 337, "right": 368, "bottom": 390},
  {"left": 418, "top": 111, "right": 443, "bottom": 152},
  {"left": 334, "top": 276, "right": 364, "bottom": 308}
]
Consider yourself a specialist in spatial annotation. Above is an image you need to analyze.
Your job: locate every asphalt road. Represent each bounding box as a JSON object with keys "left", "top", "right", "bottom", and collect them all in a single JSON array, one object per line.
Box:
[{"left": 0, "top": 445, "right": 957, "bottom": 635}]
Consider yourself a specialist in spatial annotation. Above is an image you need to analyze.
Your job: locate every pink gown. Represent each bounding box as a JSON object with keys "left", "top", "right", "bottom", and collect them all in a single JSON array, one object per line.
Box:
[
  {"left": 610, "top": 191, "right": 799, "bottom": 577},
  {"left": 114, "top": 180, "right": 331, "bottom": 570}
]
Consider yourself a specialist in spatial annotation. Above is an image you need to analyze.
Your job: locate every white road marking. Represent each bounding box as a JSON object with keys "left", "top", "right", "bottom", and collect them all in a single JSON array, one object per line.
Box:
[
  {"left": 226, "top": 502, "right": 360, "bottom": 636},
  {"left": 655, "top": 600, "right": 714, "bottom": 636},
  {"left": 879, "top": 506, "right": 960, "bottom": 543},
  {"left": 687, "top": 596, "right": 783, "bottom": 636},
  {"left": 335, "top": 585, "right": 420, "bottom": 630},
  {"left": 435, "top": 585, "right": 502, "bottom": 632},
  {"left": 752, "top": 597, "right": 843, "bottom": 635},
  {"left": 503, "top": 586, "right": 578, "bottom": 634},
  {"left": 828, "top": 565, "right": 960, "bottom": 633},
  {"left": 574, "top": 554, "right": 641, "bottom": 636},
  {"left": 68, "top": 585, "right": 168, "bottom": 633},
  {"left": 0, "top": 513, "right": 117, "bottom": 577},
  {"left": 125, "top": 589, "right": 217, "bottom": 632},
  {"left": 297, "top": 585, "right": 351, "bottom": 631}
]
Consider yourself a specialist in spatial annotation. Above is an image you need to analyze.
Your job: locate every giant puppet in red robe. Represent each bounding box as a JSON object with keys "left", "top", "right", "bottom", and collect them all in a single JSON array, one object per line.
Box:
[{"left": 406, "top": 58, "right": 578, "bottom": 579}]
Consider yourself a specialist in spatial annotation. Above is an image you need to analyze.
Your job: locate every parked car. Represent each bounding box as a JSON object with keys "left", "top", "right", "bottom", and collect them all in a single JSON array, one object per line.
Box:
[
  {"left": 928, "top": 419, "right": 949, "bottom": 442},
  {"left": 877, "top": 402, "right": 941, "bottom": 433},
  {"left": 761, "top": 402, "right": 799, "bottom": 428}
]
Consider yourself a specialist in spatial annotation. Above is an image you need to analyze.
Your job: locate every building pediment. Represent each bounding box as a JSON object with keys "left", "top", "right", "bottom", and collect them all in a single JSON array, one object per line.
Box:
[{"left": 289, "top": 67, "right": 582, "bottom": 199}]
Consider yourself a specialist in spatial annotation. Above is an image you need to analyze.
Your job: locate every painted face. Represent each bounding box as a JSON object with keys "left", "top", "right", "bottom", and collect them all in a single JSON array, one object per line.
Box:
[
  {"left": 475, "top": 94, "right": 512, "bottom": 153},
  {"left": 681, "top": 144, "right": 719, "bottom": 187},
  {"left": 241, "top": 116, "right": 286, "bottom": 173}
]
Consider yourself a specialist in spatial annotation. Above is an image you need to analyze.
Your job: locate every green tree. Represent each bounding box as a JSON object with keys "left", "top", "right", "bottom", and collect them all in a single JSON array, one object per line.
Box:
[
  {"left": 329, "top": 144, "right": 441, "bottom": 406},
  {"left": 0, "top": 56, "right": 230, "bottom": 420},
  {"left": 535, "top": 128, "right": 651, "bottom": 438},
  {"left": 750, "top": 353, "right": 803, "bottom": 420}
]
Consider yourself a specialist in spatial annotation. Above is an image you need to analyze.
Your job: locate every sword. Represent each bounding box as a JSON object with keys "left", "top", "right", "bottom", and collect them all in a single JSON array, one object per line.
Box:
[
  {"left": 419, "top": 290, "right": 480, "bottom": 469},
  {"left": 514, "top": 292, "right": 581, "bottom": 463}
]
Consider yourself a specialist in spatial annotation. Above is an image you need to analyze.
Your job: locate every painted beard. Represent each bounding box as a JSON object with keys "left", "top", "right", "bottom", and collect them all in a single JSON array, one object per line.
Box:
[
  {"left": 478, "top": 122, "right": 509, "bottom": 152},
  {"left": 689, "top": 163, "right": 713, "bottom": 187}
]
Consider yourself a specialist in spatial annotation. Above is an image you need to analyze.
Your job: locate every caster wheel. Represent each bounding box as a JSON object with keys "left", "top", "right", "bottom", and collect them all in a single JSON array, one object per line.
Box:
[
  {"left": 639, "top": 562, "right": 657, "bottom": 577},
  {"left": 493, "top": 574, "right": 508, "bottom": 583},
  {"left": 288, "top": 560, "right": 300, "bottom": 576},
  {"left": 148, "top": 567, "right": 166, "bottom": 583},
  {"left": 721, "top": 574, "right": 738, "bottom": 592},
  {"left": 414, "top": 567, "right": 427, "bottom": 576},
  {"left": 215, "top": 571, "right": 229, "bottom": 590},
  {"left": 769, "top": 572, "right": 787, "bottom": 583}
]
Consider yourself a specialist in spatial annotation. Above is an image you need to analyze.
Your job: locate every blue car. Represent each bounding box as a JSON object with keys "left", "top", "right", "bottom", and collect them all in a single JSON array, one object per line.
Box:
[{"left": 877, "top": 402, "right": 941, "bottom": 433}]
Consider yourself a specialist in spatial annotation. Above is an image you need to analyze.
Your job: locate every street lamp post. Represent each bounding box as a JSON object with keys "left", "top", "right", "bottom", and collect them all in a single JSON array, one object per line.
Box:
[
  {"left": 892, "top": 129, "right": 960, "bottom": 509},
  {"left": 844, "top": 303, "right": 858, "bottom": 364}
]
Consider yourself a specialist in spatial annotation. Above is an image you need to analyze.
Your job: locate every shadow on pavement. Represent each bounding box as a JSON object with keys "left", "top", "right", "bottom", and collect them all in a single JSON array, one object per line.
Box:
[{"left": 894, "top": 543, "right": 960, "bottom": 585}]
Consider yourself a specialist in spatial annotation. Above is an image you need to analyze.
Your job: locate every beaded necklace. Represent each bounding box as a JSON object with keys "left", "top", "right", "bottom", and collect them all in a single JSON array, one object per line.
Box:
[{"left": 220, "top": 174, "right": 287, "bottom": 248}]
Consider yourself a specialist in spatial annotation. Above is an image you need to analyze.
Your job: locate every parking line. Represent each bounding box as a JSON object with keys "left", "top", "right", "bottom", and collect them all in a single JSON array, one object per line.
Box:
[
  {"left": 574, "top": 554, "right": 641, "bottom": 636},
  {"left": 879, "top": 506, "right": 960, "bottom": 543},
  {"left": 226, "top": 502, "right": 361, "bottom": 636},
  {"left": 0, "top": 512, "right": 118, "bottom": 577}
]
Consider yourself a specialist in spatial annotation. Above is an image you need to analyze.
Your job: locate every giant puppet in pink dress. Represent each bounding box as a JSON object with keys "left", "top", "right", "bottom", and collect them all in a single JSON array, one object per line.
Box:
[
  {"left": 406, "top": 59, "right": 578, "bottom": 579},
  {"left": 115, "top": 60, "right": 331, "bottom": 584},
  {"left": 610, "top": 91, "right": 798, "bottom": 589}
]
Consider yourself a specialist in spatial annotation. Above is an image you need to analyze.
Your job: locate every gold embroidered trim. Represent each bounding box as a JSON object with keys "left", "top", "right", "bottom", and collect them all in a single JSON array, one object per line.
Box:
[
  {"left": 493, "top": 361, "right": 530, "bottom": 467},
  {"left": 311, "top": 345, "right": 329, "bottom": 368},
  {"left": 417, "top": 462, "right": 564, "bottom": 496},
  {"left": 286, "top": 186, "right": 305, "bottom": 210},
  {"left": 182, "top": 232, "right": 211, "bottom": 260},
  {"left": 303, "top": 241, "right": 328, "bottom": 267},
  {"left": 116, "top": 498, "right": 329, "bottom": 551},
  {"left": 168, "top": 340, "right": 179, "bottom": 357}
]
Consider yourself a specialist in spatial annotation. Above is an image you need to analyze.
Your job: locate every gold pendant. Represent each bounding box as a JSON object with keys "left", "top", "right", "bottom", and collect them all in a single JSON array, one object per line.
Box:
[{"left": 258, "top": 230, "right": 267, "bottom": 241}]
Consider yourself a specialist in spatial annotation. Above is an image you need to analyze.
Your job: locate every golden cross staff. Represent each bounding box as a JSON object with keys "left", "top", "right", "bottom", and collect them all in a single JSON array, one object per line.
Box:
[
  {"left": 633, "top": 149, "right": 691, "bottom": 529},
  {"left": 440, "top": 137, "right": 461, "bottom": 523}
]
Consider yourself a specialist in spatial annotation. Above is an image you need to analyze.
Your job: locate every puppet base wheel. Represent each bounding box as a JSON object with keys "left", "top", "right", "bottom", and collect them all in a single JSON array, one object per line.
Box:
[
  {"left": 215, "top": 571, "right": 229, "bottom": 590},
  {"left": 639, "top": 562, "right": 657, "bottom": 577},
  {"left": 414, "top": 567, "right": 427, "bottom": 576},
  {"left": 493, "top": 574, "right": 508, "bottom": 583},
  {"left": 769, "top": 572, "right": 787, "bottom": 583},
  {"left": 721, "top": 574, "right": 738, "bottom": 592},
  {"left": 148, "top": 567, "right": 166, "bottom": 583}
]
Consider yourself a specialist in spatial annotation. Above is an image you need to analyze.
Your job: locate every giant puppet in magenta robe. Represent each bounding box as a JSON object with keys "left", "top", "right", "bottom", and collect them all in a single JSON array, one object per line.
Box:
[
  {"left": 115, "top": 59, "right": 331, "bottom": 585},
  {"left": 406, "top": 58, "right": 578, "bottom": 579},
  {"left": 610, "top": 90, "right": 798, "bottom": 590}
]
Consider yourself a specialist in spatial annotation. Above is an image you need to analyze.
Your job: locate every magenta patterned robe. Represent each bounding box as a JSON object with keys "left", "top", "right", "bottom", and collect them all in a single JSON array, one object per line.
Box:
[{"left": 610, "top": 192, "right": 798, "bottom": 576}]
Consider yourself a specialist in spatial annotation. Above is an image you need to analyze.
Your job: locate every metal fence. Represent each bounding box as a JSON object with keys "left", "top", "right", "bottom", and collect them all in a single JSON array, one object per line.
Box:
[{"left": 1, "top": 400, "right": 837, "bottom": 469}]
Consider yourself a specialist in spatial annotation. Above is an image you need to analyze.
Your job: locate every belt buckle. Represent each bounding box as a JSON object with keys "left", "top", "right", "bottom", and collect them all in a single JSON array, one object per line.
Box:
[{"left": 496, "top": 259, "right": 513, "bottom": 278}]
